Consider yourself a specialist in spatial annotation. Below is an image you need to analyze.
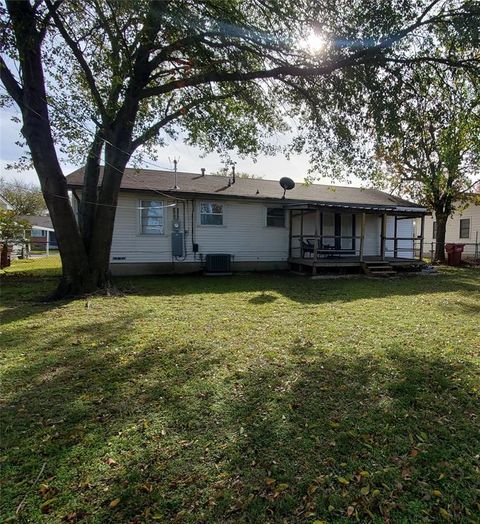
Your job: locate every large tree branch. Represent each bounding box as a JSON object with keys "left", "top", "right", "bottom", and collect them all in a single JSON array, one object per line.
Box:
[
  {"left": 139, "top": 11, "right": 460, "bottom": 100},
  {"left": 45, "top": 0, "right": 107, "bottom": 118},
  {"left": 0, "top": 55, "right": 24, "bottom": 106}
]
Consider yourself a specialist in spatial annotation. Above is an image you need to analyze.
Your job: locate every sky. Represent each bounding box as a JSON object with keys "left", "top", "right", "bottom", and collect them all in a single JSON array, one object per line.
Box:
[{"left": 0, "top": 104, "right": 362, "bottom": 188}]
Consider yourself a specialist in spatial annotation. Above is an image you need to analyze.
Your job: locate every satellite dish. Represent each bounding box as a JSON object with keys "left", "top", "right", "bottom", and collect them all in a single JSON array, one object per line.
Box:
[{"left": 279, "top": 177, "right": 295, "bottom": 199}]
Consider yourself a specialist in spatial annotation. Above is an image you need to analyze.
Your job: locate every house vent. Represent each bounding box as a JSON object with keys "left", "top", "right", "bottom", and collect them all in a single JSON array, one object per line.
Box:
[{"left": 205, "top": 254, "right": 232, "bottom": 275}]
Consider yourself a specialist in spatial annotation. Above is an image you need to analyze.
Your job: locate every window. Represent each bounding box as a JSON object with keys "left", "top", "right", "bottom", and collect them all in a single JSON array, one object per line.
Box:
[
  {"left": 200, "top": 202, "right": 223, "bottom": 225},
  {"left": 459, "top": 218, "right": 470, "bottom": 238},
  {"left": 31, "top": 229, "right": 45, "bottom": 237},
  {"left": 432, "top": 221, "right": 437, "bottom": 239},
  {"left": 266, "top": 208, "right": 285, "bottom": 227},
  {"left": 140, "top": 200, "right": 164, "bottom": 234}
]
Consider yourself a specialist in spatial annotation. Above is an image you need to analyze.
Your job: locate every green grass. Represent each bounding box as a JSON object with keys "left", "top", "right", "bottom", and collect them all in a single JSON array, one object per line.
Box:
[{"left": 1, "top": 258, "right": 479, "bottom": 523}]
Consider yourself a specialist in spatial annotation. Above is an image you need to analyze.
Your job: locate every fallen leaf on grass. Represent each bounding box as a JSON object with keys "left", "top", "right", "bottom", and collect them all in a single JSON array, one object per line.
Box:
[
  {"left": 439, "top": 508, "right": 450, "bottom": 520},
  {"left": 40, "top": 498, "right": 56, "bottom": 514},
  {"left": 109, "top": 498, "right": 120, "bottom": 508},
  {"left": 360, "top": 486, "right": 370, "bottom": 495},
  {"left": 432, "top": 489, "right": 442, "bottom": 497},
  {"left": 337, "top": 476, "right": 349, "bottom": 485}
]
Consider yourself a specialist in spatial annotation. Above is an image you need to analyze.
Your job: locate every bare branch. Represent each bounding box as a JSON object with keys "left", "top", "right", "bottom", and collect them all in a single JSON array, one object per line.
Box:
[
  {"left": 44, "top": 0, "right": 107, "bottom": 118},
  {"left": 131, "top": 92, "right": 237, "bottom": 151}
]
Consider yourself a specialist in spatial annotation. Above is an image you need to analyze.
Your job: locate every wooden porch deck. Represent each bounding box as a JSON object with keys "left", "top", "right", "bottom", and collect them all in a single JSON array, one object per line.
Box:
[{"left": 288, "top": 256, "right": 424, "bottom": 269}]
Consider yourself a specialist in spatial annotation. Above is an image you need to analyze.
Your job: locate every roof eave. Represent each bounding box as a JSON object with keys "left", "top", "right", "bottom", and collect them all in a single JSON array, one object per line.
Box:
[{"left": 67, "top": 184, "right": 427, "bottom": 214}]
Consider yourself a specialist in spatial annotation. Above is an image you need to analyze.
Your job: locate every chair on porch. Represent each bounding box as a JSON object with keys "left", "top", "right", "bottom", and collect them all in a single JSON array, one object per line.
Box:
[{"left": 301, "top": 239, "right": 315, "bottom": 258}]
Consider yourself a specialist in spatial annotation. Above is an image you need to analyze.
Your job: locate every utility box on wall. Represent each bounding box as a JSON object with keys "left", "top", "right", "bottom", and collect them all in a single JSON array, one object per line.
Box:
[{"left": 172, "top": 232, "right": 184, "bottom": 257}]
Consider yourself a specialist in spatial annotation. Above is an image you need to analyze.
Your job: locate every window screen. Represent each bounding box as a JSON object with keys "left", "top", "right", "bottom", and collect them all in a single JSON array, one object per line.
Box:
[{"left": 140, "top": 200, "right": 164, "bottom": 234}]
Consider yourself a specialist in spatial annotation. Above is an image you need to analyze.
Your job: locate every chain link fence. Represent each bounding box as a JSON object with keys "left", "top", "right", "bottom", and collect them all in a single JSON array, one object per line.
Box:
[{"left": 420, "top": 240, "right": 479, "bottom": 264}]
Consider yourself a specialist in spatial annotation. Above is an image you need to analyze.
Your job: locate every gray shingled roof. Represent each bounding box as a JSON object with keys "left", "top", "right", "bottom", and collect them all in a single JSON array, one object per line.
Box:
[
  {"left": 66, "top": 167, "right": 424, "bottom": 211},
  {"left": 20, "top": 215, "right": 54, "bottom": 230}
]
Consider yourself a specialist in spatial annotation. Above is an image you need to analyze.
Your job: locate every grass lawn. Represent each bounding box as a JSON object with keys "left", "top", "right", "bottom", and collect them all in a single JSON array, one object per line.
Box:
[{"left": 1, "top": 258, "right": 479, "bottom": 523}]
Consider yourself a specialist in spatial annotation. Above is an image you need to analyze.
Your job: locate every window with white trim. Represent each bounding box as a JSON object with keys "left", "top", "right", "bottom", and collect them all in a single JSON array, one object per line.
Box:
[
  {"left": 200, "top": 202, "right": 223, "bottom": 225},
  {"left": 266, "top": 207, "right": 285, "bottom": 227},
  {"left": 459, "top": 218, "right": 470, "bottom": 238},
  {"left": 140, "top": 200, "right": 164, "bottom": 234}
]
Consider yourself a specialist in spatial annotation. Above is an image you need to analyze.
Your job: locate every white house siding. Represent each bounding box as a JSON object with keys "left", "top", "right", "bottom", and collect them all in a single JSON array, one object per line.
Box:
[
  {"left": 108, "top": 193, "right": 289, "bottom": 265},
  {"left": 361, "top": 214, "right": 380, "bottom": 257},
  {"left": 71, "top": 192, "right": 418, "bottom": 273},
  {"left": 419, "top": 203, "right": 480, "bottom": 259}
]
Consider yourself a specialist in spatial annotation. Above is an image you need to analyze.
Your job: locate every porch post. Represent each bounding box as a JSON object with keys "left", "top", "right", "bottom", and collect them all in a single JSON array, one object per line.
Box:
[
  {"left": 394, "top": 216, "right": 398, "bottom": 258},
  {"left": 419, "top": 215, "right": 425, "bottom": 261},
  {"left": 360, "top": 212, "right": 366, "bottom": 261},
  {"left": 46, "top": 231, "right": 50, "bottom": 256},
  {"left": 300, "top": 210, "right": 304, "bottom": 251},
  {"left": 380, "top": 214, "right": 387, "bottom": 260},
  {"left": 288, "top": 209, "right": 292, "bottom": 258},
  {"left": 313, "top": 208, "right": 320, "bottom": 260}
]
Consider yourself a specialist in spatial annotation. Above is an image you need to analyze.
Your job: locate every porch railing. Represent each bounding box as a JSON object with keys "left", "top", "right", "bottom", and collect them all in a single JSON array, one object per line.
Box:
[
  {"left": 290, "top": 235, "right": 363, "bottom": 259},
  {"left": 290, "top": 234, "right": 422, "bottom": 261}
]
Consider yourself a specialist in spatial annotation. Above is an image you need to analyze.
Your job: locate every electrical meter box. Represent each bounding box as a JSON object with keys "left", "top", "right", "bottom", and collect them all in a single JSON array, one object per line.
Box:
[{"left": 172, "top": 232, "right": 184, "bottom": 257}]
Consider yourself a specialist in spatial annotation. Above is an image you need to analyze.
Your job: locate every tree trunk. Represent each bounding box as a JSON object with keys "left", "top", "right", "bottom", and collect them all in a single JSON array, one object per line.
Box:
[
  {"left": 86, "top": 137, "right": 133, "bottom": 288},
  {"left": 6, "top": 0, "right": 94, "bottom": 297},
  {"left": 79, "top": 131, "right": 103, "bottom": 252},
  {"left": 433, "top": 213, "right": 448, "bottom": 263},
  {"left": 4, "top": 2, "right": 145, "bottom": 297}
]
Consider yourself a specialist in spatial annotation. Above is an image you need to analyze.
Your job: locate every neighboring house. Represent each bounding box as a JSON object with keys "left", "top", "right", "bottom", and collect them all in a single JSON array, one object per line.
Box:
[
  {"left": 0, "top": 194, "right": 13, "bottom": 210},
  {"left": 418, "top": 200, "right": 480, "bottom": 261},
  {"left": 66, "top": 168, "right": 428, "bottom": 276},
  {"left": 20, "top": 215, "right": 58, "bottom": 251}
]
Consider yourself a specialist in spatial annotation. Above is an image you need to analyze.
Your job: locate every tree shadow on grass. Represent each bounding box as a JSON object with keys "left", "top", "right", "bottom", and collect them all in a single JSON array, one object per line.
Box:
[
  {"left": 1, "top": 267, "right": 479, "bottom": 523},
  {"left": 197, "top": 349, "right": 479, "bottom": 523},
  {"left": 3, "top": 314, "right": 478, "bottom": 523},
  {"left": 120, "top": 268, "right": 480, "bottom": 306},
  {"left": 1, "top": 313, "right": 224, "bottom": 522}
]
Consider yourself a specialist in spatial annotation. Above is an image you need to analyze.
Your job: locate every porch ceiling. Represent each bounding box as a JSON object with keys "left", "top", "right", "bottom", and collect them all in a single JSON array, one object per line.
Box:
[{"left": 286, "top": 202, "right": 428, "bottom": 217}]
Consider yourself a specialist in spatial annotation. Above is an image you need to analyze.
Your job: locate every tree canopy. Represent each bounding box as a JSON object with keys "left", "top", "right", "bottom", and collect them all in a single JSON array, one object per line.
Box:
[
  {"left": 0, "top": 177, "right": 47, "bottom": 215},
  {"left": 370, "top": 67, "right": 479, "bottom": 261}
]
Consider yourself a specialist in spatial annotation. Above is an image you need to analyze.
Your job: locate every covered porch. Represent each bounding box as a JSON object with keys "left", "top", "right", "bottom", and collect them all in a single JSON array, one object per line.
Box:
[{"left": 287, "top": 203, "right": 427, "bottom": 274}]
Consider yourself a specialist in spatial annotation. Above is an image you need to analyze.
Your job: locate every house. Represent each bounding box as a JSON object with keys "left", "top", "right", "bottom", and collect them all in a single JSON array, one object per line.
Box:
[
  {"left": 418, "top": 199, "right": 480, "bottom": 261},
  {"left": 66, "top": 167, "right": 428, "bottom": 276},
  {"left": 0, "top": 194, "right": 13, "bottom": 210},
  {"left": 20, "top": 215, "right": 58, "bottom": 252}
]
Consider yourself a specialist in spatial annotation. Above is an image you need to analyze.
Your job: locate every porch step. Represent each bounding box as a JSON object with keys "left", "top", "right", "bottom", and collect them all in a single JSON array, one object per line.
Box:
[{"left": 362, "top": 261, "right": 397, "bottom": 277}]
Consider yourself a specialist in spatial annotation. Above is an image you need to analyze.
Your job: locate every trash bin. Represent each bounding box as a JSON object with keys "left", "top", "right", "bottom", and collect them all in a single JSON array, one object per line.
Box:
[{"left": 445, "top": 243, "right": 465, "bottom": 266}]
